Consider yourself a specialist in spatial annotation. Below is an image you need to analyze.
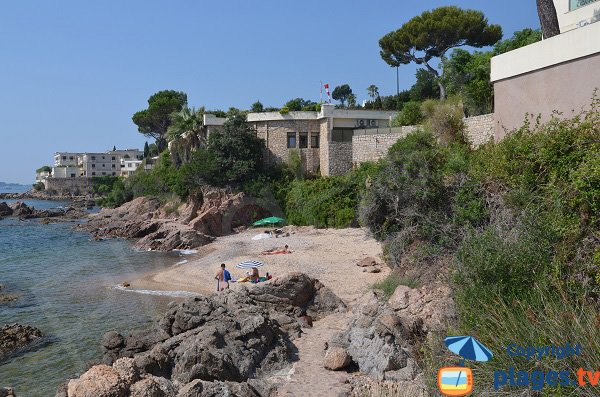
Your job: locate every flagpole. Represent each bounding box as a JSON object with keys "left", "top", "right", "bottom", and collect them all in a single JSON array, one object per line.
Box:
[{"left": 320, "top": 81, "right": 323, "bottom": 104}]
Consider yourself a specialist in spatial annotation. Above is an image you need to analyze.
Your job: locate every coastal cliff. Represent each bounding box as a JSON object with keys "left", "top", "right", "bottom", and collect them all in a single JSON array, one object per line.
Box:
[{"left": 79, "top": 186, "right": 274, "bottom": 252}]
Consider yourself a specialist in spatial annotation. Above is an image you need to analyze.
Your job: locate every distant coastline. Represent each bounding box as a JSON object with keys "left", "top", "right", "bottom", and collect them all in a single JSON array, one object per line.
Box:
[{"left": 0, "top": 182, "right": 29, "bottom": 194}]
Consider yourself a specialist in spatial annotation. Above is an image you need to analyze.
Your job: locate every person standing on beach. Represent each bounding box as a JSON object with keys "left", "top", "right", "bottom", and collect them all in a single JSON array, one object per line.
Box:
[{"left": 215, "top": 263, "right": 231, "bottom": 291}]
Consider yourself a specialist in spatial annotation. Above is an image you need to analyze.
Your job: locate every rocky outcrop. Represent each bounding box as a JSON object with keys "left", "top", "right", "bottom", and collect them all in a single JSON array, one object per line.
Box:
[
  {"left": 0, "top": 387, "right": 18, "bottom": 397},
  {"left": 0, "top": 284, "right": 18, "bottom": 304},
  {"left": 0, "top": 201, "right": 86, "bottom": 220},
  {"left": 81, "top": 187, "right": 278, "bottom": 251},
  {"left": 61, "top": 274, "right": 344, "bottom": 397},
  {"left": 325, "top": 283, "right": 454, "bottom": 387},
  {"left": 0, "top": 323, "right": 43, "bottom": 359}
]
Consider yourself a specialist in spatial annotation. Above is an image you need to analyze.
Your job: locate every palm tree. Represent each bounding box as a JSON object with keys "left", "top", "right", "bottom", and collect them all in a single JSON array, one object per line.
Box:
[
  {"left": 367, "top": 85, "right": 380, "bottom": 101},
  {"left": 167, "top": 107, "right": 207, "bottom": 165}
]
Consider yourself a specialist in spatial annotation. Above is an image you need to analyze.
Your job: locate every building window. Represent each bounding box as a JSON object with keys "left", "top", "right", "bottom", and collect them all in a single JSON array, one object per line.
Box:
[
  {"left": 570, "top": 0, "right": 599, "bottom": 11},
  {"left": 92, "top": 172, "right": 96, "bottom": 176},
  {"left": 111, "top": 164, "right": 115, "bottom": 168},
  {"left": 331, "top": 128, "right": 354, "bottom": 142},
  {"left": 62, "top": 156, "right": 66, "bottom": 160},
  {"left": 299, "top": 132, "right": 308, "bottom": 149},
  {"left": 112, "top": 172, "right": 116, "bottom": 176},
  {"left": 92, "top": 164, "right": 95, "bottom": 168},
  {"left": 102, "top": 156, "right": 105, "bottom": 160},
  {"left": 70, "top": 173, "right": 75, "bottom": 178},
  {"left": 112, "top": 156, "right": 116, "bottom": 161},
  {"left": 311, "top": 133, "right": 320, "bottom": 148},
  {"left": 287, "top": 132, "right": 297, "bottom": 148},
  {"left": 102, "top": 164, "right": 105, "bottom": 167},
  {"left": 102, "top": 172, "right": 106, "bottom": 175},
  {"left": 69, "top": 156, "right": 74, "bottom": 160},
  {"left": 91, "top": 156, "right": 96, "bottom": 160}
]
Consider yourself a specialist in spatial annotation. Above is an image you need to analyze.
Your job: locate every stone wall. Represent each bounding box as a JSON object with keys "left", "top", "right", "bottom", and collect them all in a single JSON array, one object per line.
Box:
[
  {"left": 352, "top": 126, "right": 418, "bottom": 165},
  {"left": 327, "top": 142, "right": 353, "bottom": 176},
  {"left": 44, "top": 177, "right": 93, "bottom": 196},
  {"left": 251, "top": 119, "right": 321, "bottom": 174},
  {"left": 463, "top": 113, "right": 495, "bottom": 147},
  {"left": 351, "top": 114, "right": 495, "bottom": 166}
]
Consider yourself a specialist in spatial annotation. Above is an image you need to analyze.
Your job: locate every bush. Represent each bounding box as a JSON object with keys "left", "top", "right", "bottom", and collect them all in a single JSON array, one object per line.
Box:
[
  {"left": 421, "top": 97, "right": 465, "bottom": 145},
  {"left": 392, "top": 101, "right": 423, "bottom": 126},
  {"left": 32, "top": 182, "right": 45, "bottom": 191},
  {"left": 372, "top": 272, "right": 420, "bottom": 298}
]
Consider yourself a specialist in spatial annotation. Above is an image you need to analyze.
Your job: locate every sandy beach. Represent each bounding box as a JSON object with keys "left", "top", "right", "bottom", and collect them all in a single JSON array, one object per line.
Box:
[{"left": 130, "top": 226, "right": 389, "bottom": 302}]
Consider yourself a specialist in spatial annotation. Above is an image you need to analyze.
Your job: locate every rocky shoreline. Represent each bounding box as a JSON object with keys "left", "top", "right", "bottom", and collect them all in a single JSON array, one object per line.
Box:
[
  {"left": 0, "top": 201, "right": 87, "bottom": 221},
  {"left": 0, "top": 191, "right": 94, "bottom": 205},
  {"left": 0, "top": 323, "right": 44, "bottom": 361},
  {"left": 77, "top": 187, "right": 274, "bottom": 252}
]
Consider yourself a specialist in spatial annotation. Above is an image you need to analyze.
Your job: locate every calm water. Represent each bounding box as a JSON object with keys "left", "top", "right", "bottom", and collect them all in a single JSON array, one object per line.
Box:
[{"left": 0, "top": 199, "right": 189, "bottom": 396}]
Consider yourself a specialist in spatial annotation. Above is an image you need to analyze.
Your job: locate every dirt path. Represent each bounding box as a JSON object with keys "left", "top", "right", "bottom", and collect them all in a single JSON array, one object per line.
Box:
[{"left": 276, "top": 312, "right": 353, "bottom": 397}]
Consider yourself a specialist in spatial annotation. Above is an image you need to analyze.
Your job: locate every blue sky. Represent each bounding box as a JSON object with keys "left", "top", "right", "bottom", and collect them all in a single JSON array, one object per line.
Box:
[{"left": 0, "top": 0, "right": 539, "bottom": 184}]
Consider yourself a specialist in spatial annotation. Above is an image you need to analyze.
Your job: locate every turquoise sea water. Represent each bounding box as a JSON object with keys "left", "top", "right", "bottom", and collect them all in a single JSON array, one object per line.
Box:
[{"left": 0, "top": 199, "right": 187, "bottom": 396}]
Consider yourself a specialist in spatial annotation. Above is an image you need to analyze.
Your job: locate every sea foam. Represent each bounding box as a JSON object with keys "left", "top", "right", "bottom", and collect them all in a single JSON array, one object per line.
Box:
[{"left": 113, "top": 285, "right": 198, "bottom": 298}]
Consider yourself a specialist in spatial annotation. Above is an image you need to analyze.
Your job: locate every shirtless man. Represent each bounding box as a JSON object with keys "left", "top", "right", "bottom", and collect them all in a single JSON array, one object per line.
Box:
[
  {"left": 261, "top": 245, "right": 292, "bottom": 255},
  {"left": 215, "top": 263, "right": 231, "bottom": 291}
]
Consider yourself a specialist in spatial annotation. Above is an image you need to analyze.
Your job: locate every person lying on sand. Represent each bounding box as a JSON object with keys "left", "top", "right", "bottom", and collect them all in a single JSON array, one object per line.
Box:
[{"left": 261, "top": 244, "right": 292, "bottom": 255}]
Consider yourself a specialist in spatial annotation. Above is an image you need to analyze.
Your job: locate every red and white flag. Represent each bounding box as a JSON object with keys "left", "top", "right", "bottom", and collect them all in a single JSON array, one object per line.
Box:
[{"left": 324, "top": 83, "right": 331, "bottom": 102}]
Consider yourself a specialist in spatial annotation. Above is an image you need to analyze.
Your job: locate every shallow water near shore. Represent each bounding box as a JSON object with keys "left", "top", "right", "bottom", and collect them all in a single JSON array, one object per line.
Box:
[{"left": 0, "top": 200, "right": 185, "bottom": 396}]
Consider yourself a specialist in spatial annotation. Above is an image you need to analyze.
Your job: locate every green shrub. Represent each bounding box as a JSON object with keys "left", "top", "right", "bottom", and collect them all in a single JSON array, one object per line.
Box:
[
  {"left": 392, "top": 101, "right": 423, "bottom": 126},
  {"left": 32, "top": 182, "right": 45, "bottom": 191},
  {"left": 421, "top": 97, "right": 466, "bottom": 145},
  {"left": 372, "top": 272, "right": 420, "bottom": 298}
]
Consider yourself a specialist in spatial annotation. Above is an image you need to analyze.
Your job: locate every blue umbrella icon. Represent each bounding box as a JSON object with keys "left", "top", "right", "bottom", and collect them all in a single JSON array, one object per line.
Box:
[
  {"left": 444, "top": 336, "right": 493, "bottom": 389},
  {"left": 444, "top": 336, "right": 493, "bottom": 362}
]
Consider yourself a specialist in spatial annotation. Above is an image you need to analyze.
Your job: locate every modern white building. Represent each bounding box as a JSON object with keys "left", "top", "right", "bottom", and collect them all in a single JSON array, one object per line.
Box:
[
  {"left": 54, "top": 152, "right": 82, "bottom": 167},
  {"left": 52, "top": 166, "right": 81, "bottom": 178},
  {"left": 490, "top": 5, "right": 600, "bottom": 139},
  {"left": 555, "top": 0, "right": 600, "bottom": 32},
  {"left": 120, "top": 159, "right": 143, "bottom": 177}
]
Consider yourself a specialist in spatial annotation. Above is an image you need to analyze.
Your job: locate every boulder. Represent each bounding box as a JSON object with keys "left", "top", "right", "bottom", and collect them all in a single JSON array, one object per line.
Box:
[
  {"left": 0, "top": 323, "right": 43, "bottom": 359},
  {"left": 356, "top": 257, "right": 379, "bottom": 267},
  {"left": 0, "top": 388, "right": 17, "bottom": 397},
  {"left": 66, "top": 365, "right": 128, "bottom": 397},
  {"left": 323, "top": 347, "right": 353, "bottom": 370},
  {"left": 388, "top": 284, "right": 454, "bottom": 333},
  {"left": 328, "top": 292, "right": 420, "bottom": 381},
  {"left": 0, "top": 202, "right": 13, "bottom": 217}
]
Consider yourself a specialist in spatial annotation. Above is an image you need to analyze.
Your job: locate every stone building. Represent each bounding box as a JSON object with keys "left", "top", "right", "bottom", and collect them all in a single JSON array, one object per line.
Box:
[{"left": 247, "top": 104, "right": 397, "bottom": 176}]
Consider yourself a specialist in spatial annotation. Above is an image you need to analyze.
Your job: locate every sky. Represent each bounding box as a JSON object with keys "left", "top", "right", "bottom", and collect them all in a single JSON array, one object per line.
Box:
[{"left": 0, "top": 1, "right": 540, "bottom": 184}]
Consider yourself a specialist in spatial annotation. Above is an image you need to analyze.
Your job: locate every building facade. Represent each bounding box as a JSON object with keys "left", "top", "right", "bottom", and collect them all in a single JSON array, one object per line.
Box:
[
  {"left": 50, "top": 149, "right": 143, "bottom": 178},
  {"left": 490, "top": 17, "right": 600, "bottom": 139},
  {"left": 554, "top": 0, "right": 600, "bottom": 32},
  {"left": 247, "top": 104, "right": 397, "bottom": 176}
]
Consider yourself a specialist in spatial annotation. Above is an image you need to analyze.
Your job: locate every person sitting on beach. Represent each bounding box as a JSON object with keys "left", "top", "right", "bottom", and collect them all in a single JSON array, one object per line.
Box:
[
  {"left": 250, "top": 267, "right": 260, "bottom": 282},
  {"left": 215, "top": 263, "right": 231, "bottom": 291},
  {"left": 261, "top": 244, "right": 292, "bottom": 255}
]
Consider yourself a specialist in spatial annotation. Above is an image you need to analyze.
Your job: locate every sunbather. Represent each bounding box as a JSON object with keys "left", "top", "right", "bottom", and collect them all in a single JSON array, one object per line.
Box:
[{"left": 261, "top": 245, "right": 292, "bottom": 255}]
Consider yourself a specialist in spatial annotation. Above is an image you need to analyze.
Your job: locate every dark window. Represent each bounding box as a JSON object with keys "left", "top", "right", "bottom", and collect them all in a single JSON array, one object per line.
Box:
[
  {"left": 102, "top": 172, "right": 106, "bottom": 175},
  {"left": 62, "top": 156, "right": 66, "bottom": 160},
  {"left": 70, "top": 173, "right": 75, "bottom": 178},
  {"left": 69, "top": 156, "right": 74, "bottom": 160},
  {"left": 287, "top": 132, "right": 296, "bottom": 148},
  {"left": 92, "top": 164, "right": 95, "bottom": 168},
  {"left": 112, "top": 172, "right": 116, "bottom": 176},
  {"left": 91, "top": 156, "right": 96, "bottom": 160},
  {"left": 102, "top": 156, "right": 105, "bottom": 160},
  {"left": 111, "top": 164, "right": 115, "bottom": 168},
  {"left": 102, "top": 164, "right": 105, "bottom": 167},
  {"left": 112, "top": 156, "right": 116, "bottom": 161},
  {"left": 299, "top": 132, "right": 308, "bottom": 149},
  {"left": 331, "top": 128, "right": 354, "bottom": 142},
  {"left": 92, "top": 172, "right": 96, "bottom": 176},
  {"left": 311, "top": 133, "right": 320, "bottom": 148}
]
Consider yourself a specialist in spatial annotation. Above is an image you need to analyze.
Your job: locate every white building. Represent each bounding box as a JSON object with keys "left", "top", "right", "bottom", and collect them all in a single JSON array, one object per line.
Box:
[
  {"left": 54, "top": 152, "right": 82, "bottom": 167},
  {"left": 120, "top": 159, "right": 143, "bottom": 177},
  {"left": 555, "top": 0, "right": 600, "bottom": 32},
  {"left": 52, "top": 166, "right": 81, "bottom": 178}
]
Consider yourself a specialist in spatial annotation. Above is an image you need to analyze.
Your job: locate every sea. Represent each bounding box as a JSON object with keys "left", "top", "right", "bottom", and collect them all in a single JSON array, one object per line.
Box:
[{"left": 0, "top": 188, "right": 194, "bottom": 396}]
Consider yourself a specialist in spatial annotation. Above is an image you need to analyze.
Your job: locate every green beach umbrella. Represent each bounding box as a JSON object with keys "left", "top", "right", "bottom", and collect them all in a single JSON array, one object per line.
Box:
[{"left": 252, "top": 216, "right": 285, "bottom": 227}]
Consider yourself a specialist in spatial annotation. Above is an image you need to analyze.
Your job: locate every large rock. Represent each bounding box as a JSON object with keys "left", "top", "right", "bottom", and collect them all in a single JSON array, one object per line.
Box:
[
  {"left": 388, "top": 284, "right": 454, "bottom": 333},
  {"left": 323, "top": 346, "right": 353, "bottom": 370},
  {"left": 0, "top": 388, "right": 17, "bottom": 397},
  {"left": 0, "top": 202, "right": 13, "bottom": 217},
  {"left": 64, "top": 273, "right": 344, "bottom": 397},
  {"left": 0, "top": 323, "right": 43, "bottom": 359},
  {"left": 328, "top": 292, "right": 421, "bottom": 381},
  {"left": 67, "top": 365, "right": 128, "bottom": 397}
]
